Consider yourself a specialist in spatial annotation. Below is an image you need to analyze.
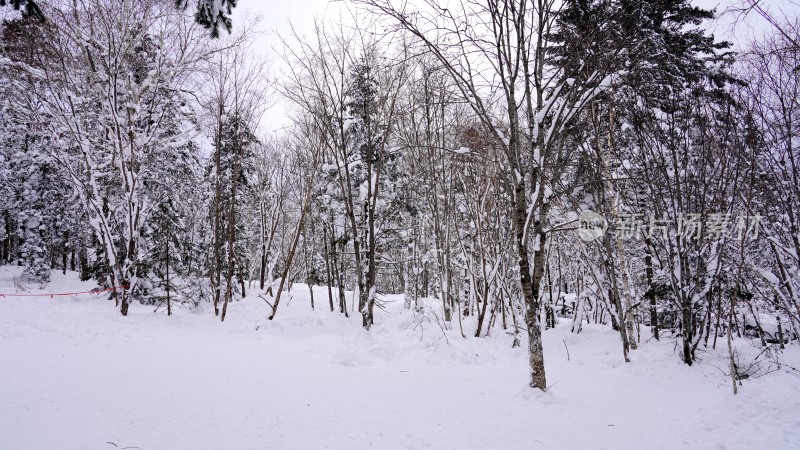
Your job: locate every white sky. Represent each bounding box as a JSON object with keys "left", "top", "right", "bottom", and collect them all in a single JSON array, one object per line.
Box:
[
  {"left": 697, "top": 0, "right": 799, "bottom": 44},
  {"left": 230, "top": 0, "right": 351, "bottom": 133},
  {"left": 233, "top": 0, "right": 798, "bottom": 133}
]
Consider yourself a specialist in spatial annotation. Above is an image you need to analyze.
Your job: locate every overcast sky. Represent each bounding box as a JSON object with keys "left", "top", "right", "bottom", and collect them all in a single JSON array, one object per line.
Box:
[
  {"left": 232, "top": 0, "right": 796, "bottom": 133},
  {"left": 230, "top": 0, "right": 350, "bottom": 133}
]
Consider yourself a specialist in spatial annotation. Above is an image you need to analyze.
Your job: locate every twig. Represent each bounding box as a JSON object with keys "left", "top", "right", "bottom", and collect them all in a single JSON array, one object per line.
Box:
[
  {"left": 543, "top": 380, "right": 560, "bottom": 392},
  {"left": 429, "top": 307, "right": 451, "bottom": 345},
  {"left": 258, "top": 294, "right": 274, "bottom": 309},
  {"left": 106, "top": 441, "right": 139, "bottom": 449},
  {"left": 413, "top": 322, "right": 424, "bottom": 342}
]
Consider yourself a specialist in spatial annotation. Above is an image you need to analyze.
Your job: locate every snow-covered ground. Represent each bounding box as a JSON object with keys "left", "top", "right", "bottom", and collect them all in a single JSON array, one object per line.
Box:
[{"left": 1, "top": 266, "right": 798, "bottom": 450}]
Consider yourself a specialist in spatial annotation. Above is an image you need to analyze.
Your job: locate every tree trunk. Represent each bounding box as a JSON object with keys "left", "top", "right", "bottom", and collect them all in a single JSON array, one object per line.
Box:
[
  {"left": 166, "top": 237, "right": 172, "bottom": 317},
  {"left": 323, "top": 226, "right": 335, "bottom": 312},
  {"left": 513, "top": 179, "right": 546, "bottom": 390},
  {"left": 604, "top": 233, "right": 631, "bottom": 362},
  {"left": 681, "top": 300, "right": 693, "bottom": 365},
  {"left": 220, "top": 133, "right": 242, "bottom": 323},
  {"left": 269, "top": 171, "right": 316, "bottom": 321},
  {"left": 211, "top": 96, "right": 225, "bottom": 317}
]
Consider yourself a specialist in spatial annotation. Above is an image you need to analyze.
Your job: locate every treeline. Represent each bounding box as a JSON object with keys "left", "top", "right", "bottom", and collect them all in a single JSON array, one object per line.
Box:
[{"left": 0, "top": 0, "right": 797, "bottom": 391}]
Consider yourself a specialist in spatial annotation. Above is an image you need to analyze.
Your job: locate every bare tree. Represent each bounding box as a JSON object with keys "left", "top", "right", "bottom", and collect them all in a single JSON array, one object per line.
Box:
[
  {"left": 356, "top": 0, "right": 626, "bottom": 389},
  {"left": 199, "top": 19, "right": 269, "bottom": 321},
  {"left": 278, "top": 18, "right": 408, "bottom": 329}
]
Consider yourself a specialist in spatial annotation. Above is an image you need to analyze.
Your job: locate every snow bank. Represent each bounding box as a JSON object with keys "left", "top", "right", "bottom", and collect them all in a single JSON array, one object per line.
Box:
[{"left": 0, "top": 266, "right": 798, "bottom": 449}]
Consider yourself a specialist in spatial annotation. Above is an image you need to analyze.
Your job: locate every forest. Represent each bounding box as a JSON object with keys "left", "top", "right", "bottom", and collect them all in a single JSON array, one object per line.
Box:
[{"left": 0, "top": 2, "right": 799, "bottom": 443}]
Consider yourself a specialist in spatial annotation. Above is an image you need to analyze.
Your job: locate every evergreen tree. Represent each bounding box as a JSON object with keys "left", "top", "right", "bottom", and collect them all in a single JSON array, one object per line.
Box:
[
  {"left": 175, "top": 0, "right": 238, "bottom": 37},
  {"left": 14, "top": 137, "right": 50, "bottom": 284},
  {"left": 555, "top": 0, "right": 740, "bottom": 364},
  {"left": 142, "top": 198, "right": 186, "bottom": 314},
  {"left": 1, "top": 0, "right": 237, "bottom": 37},
  {"left": 208, "top": 111, "right": 257, "bottom": 318},
  {"left": 0, "top": 0, "right": 41, "bottom": 20},
  {"left": 344, "top": 57, "right": 389, "bottom": 327}
]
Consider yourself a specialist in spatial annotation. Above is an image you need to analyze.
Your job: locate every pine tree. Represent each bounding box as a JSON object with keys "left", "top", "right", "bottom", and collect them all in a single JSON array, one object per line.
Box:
[
  {"left": 0, "top": 0, "right": 41, "bottom": 20},
  {"left": 210, "top": 112, "right": 257, "bottom": 320},
  {"left": 0, "top": 122, "right": 60, "bottom": 284},
  {"left": 556, "top": 0, "right": 739, "bottom": 364},
  {"left": 144, "top": 198, "right": 186, "bottom": 315},
  {"left": 175, "top": 0, "right": 238, "bottom": 37},
  {"left": 345, "top": 58, "right": 388, "bottom": 328},
  {"left": 0, "top": 122, "right": 11, "bottom": 264}
]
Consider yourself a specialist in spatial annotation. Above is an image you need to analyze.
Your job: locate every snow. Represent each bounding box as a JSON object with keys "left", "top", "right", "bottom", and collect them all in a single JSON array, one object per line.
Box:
[
  {"left": 1, "top": 266, "right": 799, "bottom": 450},
  {"left": 759, "top": 269, "right": 780, "bottom": 285}
]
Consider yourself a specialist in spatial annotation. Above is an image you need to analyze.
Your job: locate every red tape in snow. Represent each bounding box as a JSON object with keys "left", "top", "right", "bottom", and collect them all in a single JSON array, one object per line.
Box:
[{"left": 0, "top": 285, "right": 129, "bottom": 299}]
